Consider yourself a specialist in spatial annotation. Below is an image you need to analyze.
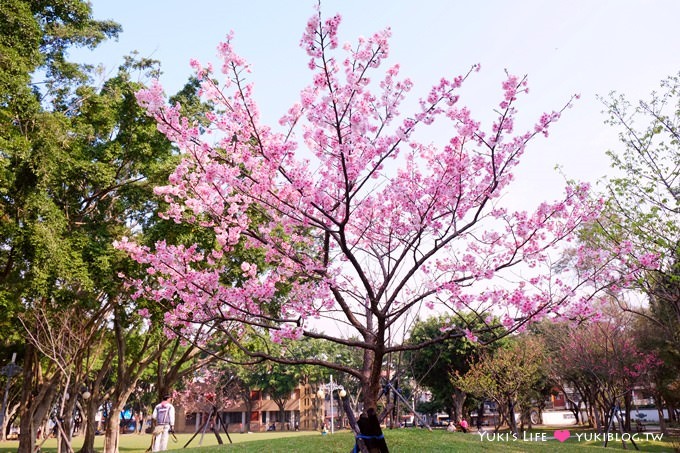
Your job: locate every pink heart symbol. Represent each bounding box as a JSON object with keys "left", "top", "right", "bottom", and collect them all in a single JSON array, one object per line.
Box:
[{"left": 554, "top": 430, "right": 570, "bottom": 442}]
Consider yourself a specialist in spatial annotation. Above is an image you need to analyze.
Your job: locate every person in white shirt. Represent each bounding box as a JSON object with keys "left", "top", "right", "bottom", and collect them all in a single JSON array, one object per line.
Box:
[{"left": 151, "top": 395, "right": 175, "bottom": 451}]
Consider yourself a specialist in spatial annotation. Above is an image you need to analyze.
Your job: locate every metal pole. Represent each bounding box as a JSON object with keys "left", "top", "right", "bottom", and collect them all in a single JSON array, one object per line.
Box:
[
  {"left": 330, "top": 375, "right": 334, "bottom": 434},
  {"left": 0, "top": 353, "right": 17, "bottom": 437}
]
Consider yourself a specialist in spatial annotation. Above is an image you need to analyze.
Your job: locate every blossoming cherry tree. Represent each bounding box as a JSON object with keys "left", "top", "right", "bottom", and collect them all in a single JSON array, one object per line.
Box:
[{"left": 117, "top": 9, "right": 630, "bottom": 410}]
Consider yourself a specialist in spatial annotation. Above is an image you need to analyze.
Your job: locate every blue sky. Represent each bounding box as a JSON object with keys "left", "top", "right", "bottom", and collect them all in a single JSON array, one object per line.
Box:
[{"left": 73, "top": 0, "right": 680, "bottom": 207}]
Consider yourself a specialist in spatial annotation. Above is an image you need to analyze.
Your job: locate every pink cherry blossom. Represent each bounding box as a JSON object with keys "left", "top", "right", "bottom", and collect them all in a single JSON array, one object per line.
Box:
[{"left": 116, "top": 8, "right": 642, "bottom": 407}]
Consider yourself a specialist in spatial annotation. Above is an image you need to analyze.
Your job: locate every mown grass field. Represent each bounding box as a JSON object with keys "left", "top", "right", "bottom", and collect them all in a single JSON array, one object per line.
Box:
[{"left": 0, "top": 427, "right": 677, "bottom": 453}]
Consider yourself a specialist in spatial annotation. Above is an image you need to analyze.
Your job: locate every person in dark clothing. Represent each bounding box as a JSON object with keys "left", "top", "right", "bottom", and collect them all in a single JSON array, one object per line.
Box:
[
  {"left": 355, "top": 408, "right": 389, "bottom": 453},
  {"left": 357, "top": 413, "right": 369, "bottom": 435}
]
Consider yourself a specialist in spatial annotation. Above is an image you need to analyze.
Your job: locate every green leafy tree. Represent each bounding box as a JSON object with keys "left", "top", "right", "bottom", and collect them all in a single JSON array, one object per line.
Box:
[
  {"left": 454, "top": 335, "right": 549, "bottom": 435},
  {"left": 588, "top": 72, "right": 680, "bottom": 427},
  {"left": 406, "top": 314, "right": 498, "bottom": 423},
  {"left": 0, "top": 2, "right": 124, "bottom": 452},
  {"left": 220, "top": 334, "right": 361, "bottom": 431},
  {"left": 84, "top": 71, "right": 225, "bottom": 453},
  {"left": 0, "top": 3, "right": 221, "bottom": 452},
  {"left": 293, "top": 338, "right": 363, "bottom": 428},
  {"left": 251, "top": 359, "right": 299, "bottom": 429}
]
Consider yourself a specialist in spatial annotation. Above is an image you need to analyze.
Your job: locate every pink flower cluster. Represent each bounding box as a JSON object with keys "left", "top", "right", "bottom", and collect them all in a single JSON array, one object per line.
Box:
[{"left": 117, "top": 10, "right": 640, "bottom": 345}]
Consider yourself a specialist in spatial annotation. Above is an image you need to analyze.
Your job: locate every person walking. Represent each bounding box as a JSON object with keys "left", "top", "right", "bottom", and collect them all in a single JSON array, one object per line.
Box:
[{"left": 151, "top": 395, "right": 175, "bottom": 452}]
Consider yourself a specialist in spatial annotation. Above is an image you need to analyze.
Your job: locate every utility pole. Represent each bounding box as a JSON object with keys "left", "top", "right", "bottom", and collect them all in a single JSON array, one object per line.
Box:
[{"left": 330, "top": 375, "right": 334, "bottom": 434}]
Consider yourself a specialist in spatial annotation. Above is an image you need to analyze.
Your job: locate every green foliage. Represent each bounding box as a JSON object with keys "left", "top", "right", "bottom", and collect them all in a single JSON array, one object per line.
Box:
[
  {"left": 0, "top": 0, "right": 120, "bottom": 116},
  {"left": 405, "top": 314, "right": 500, "bottom": 415},
  {"left": 0, "top": 0, "right": 124, "bottom": 349},
  {"left": 415, "top": 399, "right": 445, "bottom": 418},
  {"left": 453, "top": 335, "right": 551, "bottom": 433},
  {"left": 595, "top": 72, "right": 679, "bottom": 287},
  {"left": 0, "top": 4, "right": 211, "bottom": 452},
  {"left": 593, "top": 72, "right": 680, "bottom": 413},
  {"left": 253, "top": 359, "right": 299, "bottom": 406}
]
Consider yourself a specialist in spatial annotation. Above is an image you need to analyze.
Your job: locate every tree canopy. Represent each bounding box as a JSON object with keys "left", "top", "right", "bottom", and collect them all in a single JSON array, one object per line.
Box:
[{"left": 117, "top": 7, "right": 634, "bottom": 414}]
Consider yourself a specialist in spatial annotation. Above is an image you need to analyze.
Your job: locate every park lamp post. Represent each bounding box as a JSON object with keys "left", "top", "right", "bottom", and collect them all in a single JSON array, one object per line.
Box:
[
  {"left": 316, "top": 375, "right": 346, "bottom": 434},
  {"left": 0, "top": 353, "right": 22, "bottom": 438}
]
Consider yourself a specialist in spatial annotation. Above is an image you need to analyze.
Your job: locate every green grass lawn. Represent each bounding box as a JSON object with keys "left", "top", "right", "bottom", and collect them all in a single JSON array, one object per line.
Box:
[
  {"left": 0, "top": 428, "right": 676, "bottom": 453},
  {"left": 0, "top": 430, "right": 317, "bottom": 452}
]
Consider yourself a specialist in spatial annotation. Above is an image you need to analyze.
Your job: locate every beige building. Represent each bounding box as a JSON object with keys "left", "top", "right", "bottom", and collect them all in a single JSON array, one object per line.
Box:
[{"left": 181, "top": 384, "right": 325, "bottom": 433}]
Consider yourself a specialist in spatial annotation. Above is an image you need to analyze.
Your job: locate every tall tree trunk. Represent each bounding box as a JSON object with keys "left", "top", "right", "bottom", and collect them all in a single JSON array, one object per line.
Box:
[
  {"left": 476, "top": 401, "right": 484, "bottom": 431},
  {"left": 593, "top": 404, "right": 602, "bottom": 433},
  {"left": 79, "top": 396, "right": 100, "bottom": 453},
  {"left": 103, "top": 401, "right": 124, "bottom": 453},
  {"left": 59, "top": 410, "right": 75, "bottom": 453},
  {"left": 343, "top": 396, "right": 369, "bottom": 453},
  {"left": 668, "top": 402, "right": 677, "bottom": 422},
  {"left": 244, "top": 400, "right": 252, "bottom": 432},
  {"left": 79, "top": 352, "right": 111, "bottom": 453},
  {"left": 102, "top": 386, "right": 136, "bottom": 453},
  {"left": 17, "top": 349, "right": 39, "bottom": 453},
  {"left": 624, "top": 392, "right": 632, "bottom": 432},
  {"left": 507, "top": 399, "right": 518, "bottom": 436},
  {"left": 572, "top": 400, "right": 581, "bottom": 425},
  {"left": 657, "top": 404, "right": 667, "bottom": 434},
  {"left": 451, "top": 388, "right": 466, "bottom": 423},
  {"left": 362, "top": 346, "right": 383, "bottom": 411},
  {"left": 1, "top": 402, "right": 19, "bottom": 441},
  {"left": 17, "top": 345, "right": 60, "bottom": 453},
  {"left": 59, "top": 381, "right": 84, "bottom": 453}
]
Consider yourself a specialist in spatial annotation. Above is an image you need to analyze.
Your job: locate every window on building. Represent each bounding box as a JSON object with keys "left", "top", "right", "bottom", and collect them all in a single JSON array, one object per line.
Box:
[{"left": 226, "top": 412, "right": 241, "bottom": 424}]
